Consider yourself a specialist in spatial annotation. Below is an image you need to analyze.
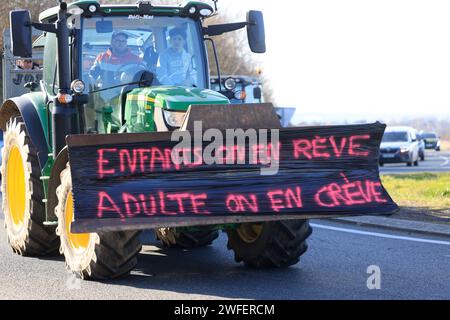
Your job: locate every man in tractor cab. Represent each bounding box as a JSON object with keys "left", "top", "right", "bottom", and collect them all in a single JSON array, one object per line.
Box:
[
  {"left": 156, "top": 27, "right": 197, "bottom": 86},
  {"left": 90, "top": 30, "right": 143, "bottom": 86},
  {"left": 88, "top": 30, "right": 143, "bottom": 133}
]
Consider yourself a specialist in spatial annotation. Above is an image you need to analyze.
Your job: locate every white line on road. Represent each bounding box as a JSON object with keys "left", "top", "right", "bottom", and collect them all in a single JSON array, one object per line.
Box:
[
  {"left": 440, "top": 156, "right": 449, "bottom": 167},
  {"left": 311, "top": 223, "right": 450, "bottom": 246}
]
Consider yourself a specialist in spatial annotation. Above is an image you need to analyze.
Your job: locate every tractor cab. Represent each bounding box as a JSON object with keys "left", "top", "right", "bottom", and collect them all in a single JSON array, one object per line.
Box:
[
  {"left": 79, "top": 13, "right": 212, "bottom": 133},
  {"left": 26, "top": 0, "right": 266, "bottom": 137}
]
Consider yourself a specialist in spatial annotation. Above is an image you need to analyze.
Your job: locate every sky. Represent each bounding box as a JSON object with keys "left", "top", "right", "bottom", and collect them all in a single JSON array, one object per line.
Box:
[{"left": 209, "top": 0, "right": 450, "bottom": 123}]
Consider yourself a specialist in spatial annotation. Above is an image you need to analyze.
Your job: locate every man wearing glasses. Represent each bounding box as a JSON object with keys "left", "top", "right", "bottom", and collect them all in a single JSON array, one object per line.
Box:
[
  {"left": 88, "top": 30, "right": 143, "bottom": 133},
  {"left": 156, "top": 27, "right": 197, "bottom": 86},
  {"left": 90, "top": 30, "right": 142, "bottom": 83}
]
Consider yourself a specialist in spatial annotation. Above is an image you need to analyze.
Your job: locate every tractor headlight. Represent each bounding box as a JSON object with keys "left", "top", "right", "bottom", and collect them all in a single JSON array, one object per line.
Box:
[
  {"left": 224, "top": 78, "right": 237, "bottom": 91},
  {"left": 189, "top": 6, "right": 197, "bottom": 14},
  {"left": 71, "top": 80, "right": 85, "bottom": 94},
  {"left": 163, "top": 110, "right": 186, "bottom": 128}
]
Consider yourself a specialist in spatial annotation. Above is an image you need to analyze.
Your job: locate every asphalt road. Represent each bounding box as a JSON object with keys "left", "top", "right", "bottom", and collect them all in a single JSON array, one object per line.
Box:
[
  {"left": 380, "top": 150, "right": 450, "bottom": 174},
  {"left": 0, "top": 218, "right": 449, "bottom": 300}
]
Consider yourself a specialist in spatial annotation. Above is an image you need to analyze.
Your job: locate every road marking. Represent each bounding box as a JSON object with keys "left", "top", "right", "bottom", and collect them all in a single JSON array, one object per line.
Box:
[
  {"left": 440, "top": 156, "right": 449, "bottom": 167},
  {"left": 311, "top": 223, "right": 450, "bottom": 246}
]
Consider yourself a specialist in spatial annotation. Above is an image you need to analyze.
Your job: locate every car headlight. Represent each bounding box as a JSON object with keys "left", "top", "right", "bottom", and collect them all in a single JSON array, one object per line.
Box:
[
  {"left": 163, "top": 110, "right": 186, "bottom": 128},
  {"left": 400, "top": 147, "right": 410, "bottom": 153}
]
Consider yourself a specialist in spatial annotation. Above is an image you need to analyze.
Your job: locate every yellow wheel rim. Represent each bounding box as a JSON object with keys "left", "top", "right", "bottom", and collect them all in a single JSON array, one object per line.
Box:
[
  {"left": 236, "top": 223, "right": 264, "bottom": 244},
  {"left": 6, "top": 146, "right": 26, "bottom": 229},
  {"left": 65, "top": 192, "right": 90, "bottom": 253}
]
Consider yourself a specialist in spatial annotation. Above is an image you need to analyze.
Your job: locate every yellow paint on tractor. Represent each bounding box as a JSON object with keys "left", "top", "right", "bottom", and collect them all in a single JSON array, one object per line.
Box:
[
  {"left": 65, "top": 192, "right": 90, "bottom": 253},
  {"left": 6, "top": 146, "right": 26, "bottom": 229},
  {"left": 236, "top": 223, "right": 264, "bottom": 244},
  {"left": 127, "top": 94, "right": 155, "bottom": 104}
]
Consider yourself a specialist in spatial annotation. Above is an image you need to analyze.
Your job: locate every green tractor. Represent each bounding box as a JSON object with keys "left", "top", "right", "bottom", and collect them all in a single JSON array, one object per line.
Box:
[{"left": 0, "top": 0, "right": 397, "bottom": 280}]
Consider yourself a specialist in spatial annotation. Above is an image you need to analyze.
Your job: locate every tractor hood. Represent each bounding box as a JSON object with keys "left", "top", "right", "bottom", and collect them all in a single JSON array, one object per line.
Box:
[{"left": 128, "top": 86, "right": 230, "bottom": 112}]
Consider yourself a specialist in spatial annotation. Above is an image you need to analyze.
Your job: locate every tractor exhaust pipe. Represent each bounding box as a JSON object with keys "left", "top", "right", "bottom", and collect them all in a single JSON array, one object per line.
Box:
[
  {"left": 56, "top": 1, "right": 71, "bottom": 95},
  {"left": 52, "top": 0, "right": 80, "bottom": 157}
]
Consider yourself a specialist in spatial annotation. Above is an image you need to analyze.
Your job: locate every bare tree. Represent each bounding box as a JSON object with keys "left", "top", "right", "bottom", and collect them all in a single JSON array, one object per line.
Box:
[
  {"left": 204, "top": 10, "right": 274, "bottom": 102},
  {"left": 0, "top": 0, "right": 60, "bottom": 50}
]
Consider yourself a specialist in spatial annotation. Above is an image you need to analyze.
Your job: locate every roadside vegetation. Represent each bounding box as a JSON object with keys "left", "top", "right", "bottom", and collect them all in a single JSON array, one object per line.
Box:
[
  {"left": 382, "top": 173, "right": 450, "bottom": 213},
  {"left": 441, "top": 140, "right": 450, "bottom": 151}
]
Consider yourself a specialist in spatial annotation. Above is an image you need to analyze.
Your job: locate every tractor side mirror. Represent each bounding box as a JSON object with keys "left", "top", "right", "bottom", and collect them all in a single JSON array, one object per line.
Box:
[
  {"left": 10, "top": 10, "right": 32, "bottom": 58},
  {"left": 247, "top": 10, "right": 266, "bottom": 53}
]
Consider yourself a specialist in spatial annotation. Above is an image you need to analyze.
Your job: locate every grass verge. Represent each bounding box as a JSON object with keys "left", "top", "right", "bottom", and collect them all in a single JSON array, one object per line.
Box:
[
  {"left": 382, "top": 173, "right": 450, "bottom": 213},
  {"left": 441, "top": 140, "right": 450, "bottom": 151}
]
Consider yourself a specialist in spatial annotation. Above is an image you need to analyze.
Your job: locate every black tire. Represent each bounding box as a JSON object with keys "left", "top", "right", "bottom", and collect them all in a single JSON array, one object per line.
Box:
[
  {"left": 379, "top": 162, "right": 384, "bottom": 167},
  {"left": 1, "top": 117, "right": 59, "bottom": 256},
  {"left": 226, "top": 220, "right": 312, "bottom": 268},
  {"left": 420, "top": 154, "right": 425, "bottom": 161},
  {"left": 156, "top": 228, "right": 219, "bottom": 248},
  {"left": 407, "top": 161, "right": 412, "bottom": 167},
  {"left": 56, "top": 165, "right": 142, "bottom": 280},
  {"left": 414, "top": 159, "right": 419, "bottom": 166}
]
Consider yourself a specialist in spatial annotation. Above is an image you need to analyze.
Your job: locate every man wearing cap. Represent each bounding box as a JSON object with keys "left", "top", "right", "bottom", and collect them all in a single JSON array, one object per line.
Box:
[
  {"left": 90, "top": 30, "right": 142, "bottom": 84},
  {"left": 88, "top": 31, "right": 143, "bottom": 134},
  {"left": 156, "top": 27, "right": 197, "bottom": 86}
]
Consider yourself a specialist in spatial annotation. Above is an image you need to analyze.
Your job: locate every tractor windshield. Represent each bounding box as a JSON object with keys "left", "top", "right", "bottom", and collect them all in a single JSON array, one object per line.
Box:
[
  {"left": 81, "top": 15, "right": 206, "bottom": 133},
  {"left": 82, "top": 16, "right": 205, "bottom": 88}
]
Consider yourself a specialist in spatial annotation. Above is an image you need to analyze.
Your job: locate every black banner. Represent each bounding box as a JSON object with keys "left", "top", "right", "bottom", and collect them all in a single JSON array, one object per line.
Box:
[{"left": 67, "top": 123, "right": 398, "bottom": 233}]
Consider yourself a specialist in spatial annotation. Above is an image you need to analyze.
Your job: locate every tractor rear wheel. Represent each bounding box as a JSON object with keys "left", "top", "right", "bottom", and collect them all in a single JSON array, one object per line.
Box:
[
  {"left": 55, "top": 165, "right": 142, "bottom": 280},
  {"left": 156, "top": 228, "right": 219, "bottom": 248},
  {"left": 226, "top": 220, "right": 312, "bottom": 268},
  {"left": 1, "top": 117, "right": 59, "bottom": 256}
]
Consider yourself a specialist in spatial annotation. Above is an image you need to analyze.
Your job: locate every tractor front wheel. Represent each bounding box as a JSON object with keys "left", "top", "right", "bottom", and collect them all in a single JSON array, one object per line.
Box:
[
  {"left": 226, "top": 220, "right": 312, "bottom": 268},
  {"left": 55, "top": 165, "right": 142, "bottom": 280},
  {"left": 1, "top": 117, "right": 59, "bottom": 256}
]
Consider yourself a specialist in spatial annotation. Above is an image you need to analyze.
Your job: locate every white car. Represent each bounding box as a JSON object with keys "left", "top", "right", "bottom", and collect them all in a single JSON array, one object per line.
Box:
[{"left": 380, "top": 126, "right": 420, "bottom": 167}]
